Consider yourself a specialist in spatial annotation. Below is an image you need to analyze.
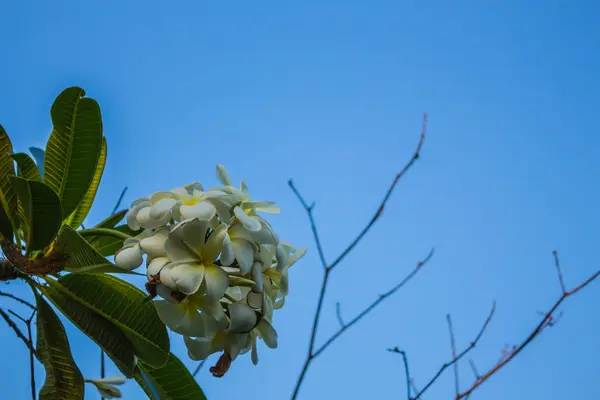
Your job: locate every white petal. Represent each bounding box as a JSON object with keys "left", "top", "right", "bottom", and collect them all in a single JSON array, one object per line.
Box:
[
  {"left": 247, "top": 290, "right": 263, "bottom": 310},
  {"left": 170, "top": 187, "right": 189, "bottom": 197},
  {"left": 156, "top": 284, "right": 177, "bottom": 303},
  {"left": 280, "top": 268, "right": 289, "bottom": 295},
  {"left": 136, "top": 206, "right": 169, "bottom": 230},
  {"left": 154, "top": 300, "right": 207, "bottom": 337},
  {"left": 232, "top": 239, "right": 254, "bottom": 275},
  {"left": 220, "top": 234, "right": 235, "bottom": 267},
  {"left": 262, "top": 292, "right": 274, "bottom": 321},
  {"left": 150, "top": 197, "right": 177, "bottom": 219},
  {"left": 256, "top": 318, "right": 278, "bottom": 349},
  {"left": 259, "top": 245, "right": 276, "bottom": 269},
  {"left": 226, "top": 333, "right": 249, "bottom": 360},
  {"left": 227, "top": 303, "right": 258, "bottom": 333},
  {"left": 251, "top": 262, "right": 263, "bottom": 292},
  {"left": 251, "top": 336, "right": 258, "bottom": 365},
  {"left": 244, "top": 201, "right": 280, "bottom": 214},
  {"left": 172, "top": 264, "right": 205, "bottom": 295},
  {"left": 204, "top": 224, "right": 227, "bottom": 262},
  {"left": 146, "top": 257, "right": 169, "bottom": 279},
  {"left": 158, "top": 263, "right": 177, "bottom": 290},
  {"left": 180, "top": 201, "right": 216, "bottom": 221},
  {"left": 240, "top": 180, "right": 249, "bottom": 195},
  {"left": 184, "top": 182, "right": 204, "bottom": 193},
  {"left": 164, "top": 219, "right": 208, "bottom": 262},
  {"left": 96, "top": 384, "right": 122, "bottom": 399},
  {"left": 202, "top": 265, "right": 229, "bottom": 301},
  {"left": 274, "top": 294, "right": 285, "bottom": 310},
  {"left": 229, "top": 223, "right": 255, "bottom": 242},
  {"left": 216, "top": 164, "right": 233, "bottom": 186},
  {"left": 288, "top": 247, "right": 308, "bottom": 268},
  {"left": 139, "top": 228, "right": 169, "bottom": 259},
  {"left": 276, "top": 244, "right": 289, "bottom": 272},
  {"left": 195, "top": 297, "right": 227, "bottom": 329},
  {"left": 185, "top": 335, "right": 223, "bottom": 361},
  {"left": 94, "top": 376, "right": 126, "bottom": 385},
  {"left": 114, "top": 243, "right": 143, "bottom": 270},
  {"left": 234, "top": 206, "right": 261, "bottom": 232}
]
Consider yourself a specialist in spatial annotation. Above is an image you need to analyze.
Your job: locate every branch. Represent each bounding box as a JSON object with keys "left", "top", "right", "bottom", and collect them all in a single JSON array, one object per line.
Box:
[
  {"left": 447, "top": 314, "right": 460, "bottom": 397},
  {"left": 0, "top": 290, "right": 36, "bottom": 310},
  {"left": 0, "top": 308, "right": 36, "bottom": 356},
  {"left": 193, "top": 359, "right": 207, "bottom": 377},
  {"left": 410, "top": 301, "right": 496, "bottom": 400},
  {"left": 456, "top": 256, "right": 600, "bottom": 399},
  {"left": 112, "top": 187, "right": 129, "bottom": 215},
  {"left": 335, "top": 302, "right": 345, "bottom": 328},
  {"left": 289, "top": 115, "right": 428, "bottom": 400},
  {"left": 387, "top": 347, "right": 412, "bottom": 400}
]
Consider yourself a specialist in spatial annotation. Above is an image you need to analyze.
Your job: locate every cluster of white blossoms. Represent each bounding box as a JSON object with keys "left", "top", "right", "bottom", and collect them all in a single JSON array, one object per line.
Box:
[{"left": 114, "top": 165, "right": 306, "bottom": 376}]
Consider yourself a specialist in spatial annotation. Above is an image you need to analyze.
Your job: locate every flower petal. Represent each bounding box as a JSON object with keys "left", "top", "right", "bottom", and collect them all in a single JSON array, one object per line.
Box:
[
  {"left": 251, "top": 262, "right": 263, "bottom": 292},
  {"left": 234, "top": 206, "right": 261, "bottom": 232},
  {"left": 288, "top": 247, "right": 308, "bottom": 268},
  {"left": 94, "top": 376, "right": 126, "bottom": 385},
  {"left": 150, "top": 197, "right": 177, "bottom": 219},
  {"left": 232, "top": 239, "right": 254, "bottom": 275},
  {"left": 154, "top": 300, "right": 207, "bottom": 337},
  {"left": 220, "top": 234, "right": 235, "bottom": 267},
  {"left": 95, "top": 383, "right": 122, "bottom": 399},
  {"left": 227, "top": 303, "right": 258, "bottom": 333},
  {"left": 146, "top": 257, "right": 169, "bottom": 279},
  {"left": 139, "top": 228, "right": 169, "bottom": 259},
  {"left": 114, "top": 243, "right": 143, "bottom": 270},
  {"left": 276, "top": 244, "right": 289, "bottom": 272},
  {"left": 280, "top": 268, "right": 289, "bottom": 295},
  {"left": 180, "top": 201, "right": 216, "bottom": 221},
  {"left": 216, "top": 164, "right": 233, "bottom": 186},
  {"left": 256, "top": 318, "right": 278, "bottom": 349},
  {"left": 243, "top": 201, "right": 280, "bottom": 214},
  {"left": 225, "top": 333, "right": 249, "bottom": 360},
  {"left": 172, "top": 264, "right": 205, "bottom": 295},
  {"left": 127, "top": 201, "right": 150, "bottom": 230},
  {"left": 202, "top": 264, "right": 229, "bottom": 301},
  {"left": 204, "top": 224, "right": 227, "bottom": 262},
  {"left": 165, "top": 219, "right": 208, "bottom": 262},
  {"left": 247, "top": 290, "right": 262, "bottom": 310},
  {"left": 251, "top": 336, "right": 258, "bottom": 365},
  {"left": 185, "top": 335, "right": 224, "bottom": 361}
]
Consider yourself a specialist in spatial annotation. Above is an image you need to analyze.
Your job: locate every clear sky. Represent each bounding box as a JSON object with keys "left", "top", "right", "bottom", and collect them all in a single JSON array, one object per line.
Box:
[{"left": 1, "top": 1, "right": 600, "bottom": 399}]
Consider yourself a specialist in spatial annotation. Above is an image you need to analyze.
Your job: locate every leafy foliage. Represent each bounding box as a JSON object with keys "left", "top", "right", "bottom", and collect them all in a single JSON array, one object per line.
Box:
[
  {"left": 0, "top": 125, "right": 19, "bottom": 238},
  {"left": 36, "top": 294, "right": 84, "bottom": 400},
  {"left": 43, "top": 86, "right": 103, "bottom": 217},
  {"left": 135, "top": 354, "right": 207, "bottom": 400},
  {"left": 11, "top": 152, "right": 42, "bottom": 181}
]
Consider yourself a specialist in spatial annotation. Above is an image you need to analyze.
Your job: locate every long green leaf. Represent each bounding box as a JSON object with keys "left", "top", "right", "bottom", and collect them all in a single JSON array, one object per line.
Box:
[
  {"left": 135, "top": 354, "right": 207, "bottom": 400},
  {"left": 0, "top": 198, "right": 12, "bottom": 241},
  {"left": 29, "top": 147, "right": 45, "bottom": 177},
  {"left": 48, "top": 274, "right": 170, "bottom": 367},
  {"left": 55, "top": 225, "right": 135, "bottom": 274},
  {"left": 44, "top": 86, "right": 103, "bottom": 217},
  {"left": 0, "top": 125, "right": 19, "bottom": 238},
  {"left": 40, "top": 284, "right": 136, "bottom": 377},
  {"left": 36, "top": 294, "right": 84, "bottom": 400},
  {"left": 85, "top": 223, "right": 140, "bottom": 257},
  {"left": 11, "top": 152, "right": 41, "bottom": 181},
  {"left": 66, "top": 136, "right": 107, "bottom": 229},
  {"left": 94, "top": 209, "right": 127, "bottom": 229},
  {"left": 10, "top": 176, "right": 63, "bottom": 252}
]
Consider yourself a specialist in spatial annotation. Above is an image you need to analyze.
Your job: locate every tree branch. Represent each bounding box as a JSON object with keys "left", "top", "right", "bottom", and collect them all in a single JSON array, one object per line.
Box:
[
  {"left": 0, "top": 308, "right": 36, "bottom": 356},
  {"left": 447, "top": 314, "right": 460, "bottom": 397},
  {"left": 387, "top": 347, "right": 412, "bottom": 400},
  {"left": 289, "top": 114, "right": 428, "bottom": 400},
  {"left": 335, "top": 302, "right": 345, "bottom": 328},
  {"left": 0, "top": 290, "right": 36, "bottom": 310},
  {"left": 193, "top": 359, "right": 207, "bottom": 377},
  {"left": 456, "top": 255, "right": 600, "bottom": 399}
]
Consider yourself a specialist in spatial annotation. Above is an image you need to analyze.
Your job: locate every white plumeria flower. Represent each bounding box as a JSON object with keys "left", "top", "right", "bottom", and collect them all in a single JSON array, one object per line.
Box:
[
  {"left": 127, "top": 192, "right": 177, "bottom": 230},
  {"left": 164, "top": 218, "right": 230, "bottom": 299},
  {"left": 154, "top": 291, "right": 226, "bottom": 337},
  {"left": 85, "top": 376, "right": 126, "bottom": 399},
  {"left": 114, "top": 228, "right": 168, "bottom": 270}
]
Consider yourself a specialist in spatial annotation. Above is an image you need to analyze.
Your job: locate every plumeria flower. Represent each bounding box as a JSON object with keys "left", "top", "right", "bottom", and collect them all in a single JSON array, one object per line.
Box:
[
  {"left": 114, "top": 228, "right": 169, "bottom": 270},
  {"left": 163, "top": 218, "right": 230, "bottom": 299},
  {"left": 85, "top": 376, "right": 126, "bottom": 399}
]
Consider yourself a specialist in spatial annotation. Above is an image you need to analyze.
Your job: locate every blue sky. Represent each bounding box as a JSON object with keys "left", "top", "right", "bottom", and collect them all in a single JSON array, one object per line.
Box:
[{"left": 2, "top": 1, "right": 600, "bottom": 399}]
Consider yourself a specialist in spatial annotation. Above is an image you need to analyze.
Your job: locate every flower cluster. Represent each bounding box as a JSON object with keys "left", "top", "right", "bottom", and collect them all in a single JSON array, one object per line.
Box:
[{"left": 114, "top": 165, "right": 306, "bottom": 376}]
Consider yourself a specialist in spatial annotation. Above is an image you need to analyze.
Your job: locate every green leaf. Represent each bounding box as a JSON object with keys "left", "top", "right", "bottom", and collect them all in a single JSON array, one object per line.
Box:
[
  {"left": 0, "top": 125, "right": 19, "bottom": 239},
  {"left": 36, "top": 294, "right": 84, "bottom": 400},
  {"left": 85, "top": 224, "right": 140, "bottom": 257},
  {"left": 0, "top": 199, "right": 13, "bottom": 241},
  {"left": 65, "top": 136, "right": 107, "bottom": 229},
  {"left": 11, "top": 152, "right": 41, "bottom": 181},
  {"left": 48, "top": 274, "right": 170, "bottom": 367},
  {"left": 55, "top": 225, "right": 135, "bottom": 274},
  {"left": 44, "top": 86, "right": 103, "bottom": 217},
  {"left": 134, "top": 354, "right": 207, "bottom": 400},
  {"left": 10, "top": 176, "right": 63, "bottom": 252},
  {"left": 94, "top": 209, "right": 127, "bottom": 229},
  {"left": 40, "top": 284, "right": 136, "bottom": 377},
  {"left": 29, "top": 147, "right": 45, "bottom": 177}
]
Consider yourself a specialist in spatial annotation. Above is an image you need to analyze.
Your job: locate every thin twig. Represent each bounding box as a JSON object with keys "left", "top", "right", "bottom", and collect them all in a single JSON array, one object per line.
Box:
[
  {"left": 100, "top": 350, "right": 106, "bottom": 400},
  {"left": 335, "top": 302, "right": 345, "bottom": 328},
  {"left": 193, "top": 359, "right": 207, "bottom": 377},
  {"left": 447, "top": 314, "right": 460, "bottom": 398},
  {"left": 289, "top": 115, "right": 428, "bottom": 400},
  {"left": 0, "top": 291, "right": 36, "bottom": 310},
  {"left": 553, "top": 250, "right": 566, "bottom": 294},
  {"left": 313, "top": 249, "right": 434, "bottom": 358},
  {"left": 456, "top": 263, "right": 600, "bottom": 399},
  {"left": 0, "top": 308, "right": 36, "bottom": 356},
  {"left": 387, "top": 347, "right": 412, "bottom": 400},
  {"left": 412, "top": 302, "right": 496, "bottom": 400},
  {"left": 27, "top": 309, "right": 36, "bottom": 400},
  {"left": 468, "top": 359, "right": 480, "bottom": 380},
  {"left": 112, "top": 187, "right": 128, "bottom": 215}
]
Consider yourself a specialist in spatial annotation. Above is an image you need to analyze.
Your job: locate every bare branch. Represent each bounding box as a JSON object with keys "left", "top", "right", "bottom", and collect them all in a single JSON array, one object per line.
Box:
[
  {"left": 387, "top": 347, "right": 412, "bottom": 400},
  {"left": 468, "top": 359, "right": 480, "bottom": 380},
  {"left": 335, "top": 302, "right": 345, "bottom": 328},
  {"left": 0, "top": 308, "right": 36, "bottom": 356},
  {"left": 447, "top": 314, "right": 460, "bottom": 397},
  {"left": 411, "top": 302, "right": 496, "bottom": 400},
  {"left": 313, "top": 249, "right": 434, "bottom": 358},
  {"left": 193, "top": 359, "right": 207, "bottom": 377},
  {"left": 289, "top": 114, "right": 428, "bottom": 400},
  {"left": 456, "top": 266, "right": 600, "bottom": 399},
  {"left": 553, "top": 250, "right": 566, "bottom": 294}
]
